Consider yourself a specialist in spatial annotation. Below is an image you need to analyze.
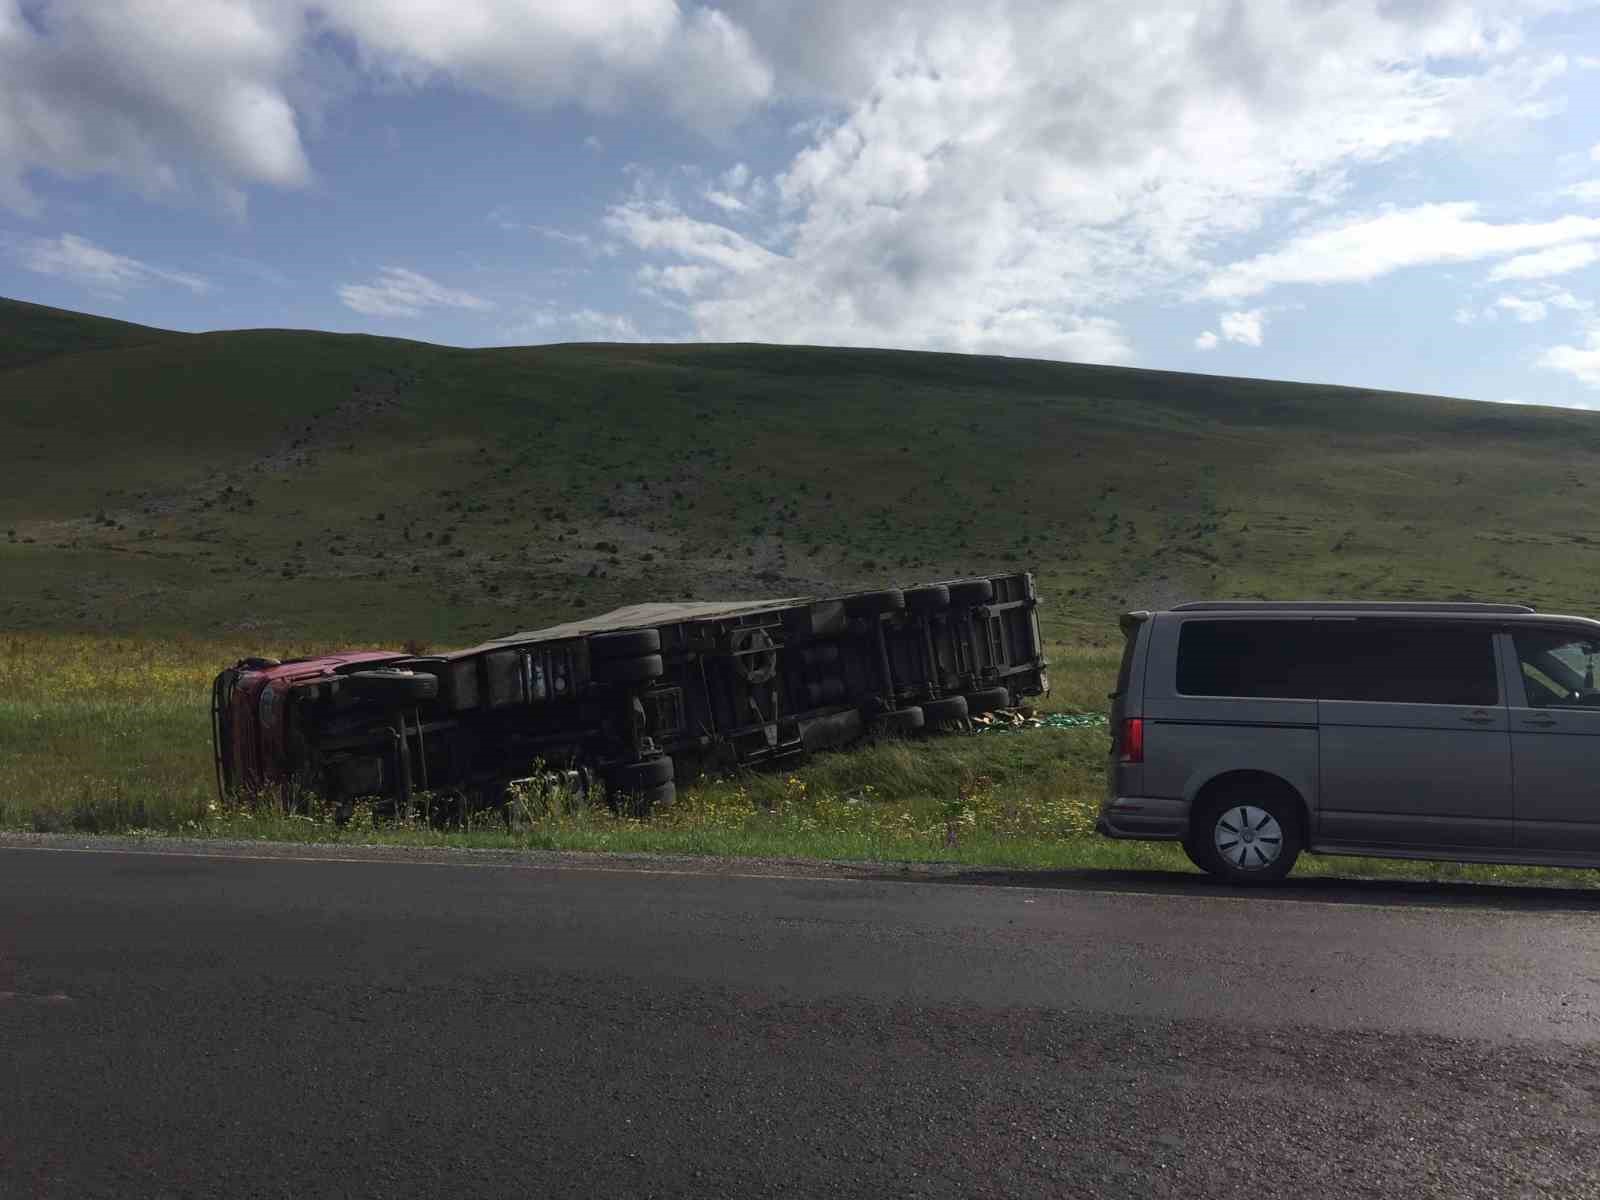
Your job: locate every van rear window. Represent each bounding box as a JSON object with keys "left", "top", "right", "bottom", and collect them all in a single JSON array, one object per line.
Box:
[
  {"left": 1176, "top": 620, "right": 1499, "bottom": 705},
  {"left": 1176, "top": 621, "right": 1323, "bottom": 698}
]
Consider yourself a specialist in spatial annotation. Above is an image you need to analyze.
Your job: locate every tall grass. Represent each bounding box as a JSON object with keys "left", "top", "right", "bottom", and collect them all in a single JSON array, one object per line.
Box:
[{"left": 0, "top": 632, "right": 1113, "bottom": 852}]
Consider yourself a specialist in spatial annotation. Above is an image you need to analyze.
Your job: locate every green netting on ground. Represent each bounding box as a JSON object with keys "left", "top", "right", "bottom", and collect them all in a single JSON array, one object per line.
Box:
[{"left": 970, "top": 711, "right": 1108, "bottom": 733}]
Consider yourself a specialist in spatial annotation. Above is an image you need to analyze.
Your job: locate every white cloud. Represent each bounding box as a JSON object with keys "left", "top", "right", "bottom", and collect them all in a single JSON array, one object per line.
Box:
[
  {"left": 0, "top": 0, "right": 311, "bottom": 213},
  {"left": 1219, "top": 309, "right": 1267, "bottom": 347},
  {"left": 337, "top": 267, "right": 492, "bottom": 318},
  {"left": 704, "top": 189, "right": 746, "bottom": 213},
  {"left": 605, "top": 202, "right": 780, "bottom": 274},
  {"left": 14, "top": 232, "right": 210, "bottom": 294},
  {"left": 1194, "top": 309, "right": 1270, "bottom": 348},
  {"left": 499, "top": 304, "right": 648, "bottom": 343},
  {"left": 1206, "top": 204, "right": 1600, "bottom": 299},
  {"left": 1560, "top": 181, "right": 1600, "bottom": 204},
  {"left": 1538, "top": 327, "right": 1600, "bottom": 388},
  {"left": 316, "top": 1, "right": 771, "bottom": 134},
  {"left": 570, "top": 308, "right": 640, "bottom": 340},
  {"left": 1487, "top": 242, "right": 1600, "bottom": 281},
  {"left": 607, "top": 3, "right": 1574, "bottom": 363},
  {"left": 0, "top": 0, "right": 773, "bottom": 213},
  {"left": 1494, "top": 295, "right": 1548, "bottom": 322}
]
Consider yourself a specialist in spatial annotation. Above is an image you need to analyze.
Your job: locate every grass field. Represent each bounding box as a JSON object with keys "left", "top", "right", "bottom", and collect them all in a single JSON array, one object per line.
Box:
[
  {"left": 7, "top": 296, "right": 1600, "bottom": 653},
  {"left": 7, "top": 296, "right": 1600, "bottom": 885}
]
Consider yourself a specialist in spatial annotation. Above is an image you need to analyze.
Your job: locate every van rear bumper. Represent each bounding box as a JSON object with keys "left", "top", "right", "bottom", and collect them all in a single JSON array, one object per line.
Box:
[{"left": 1096, "top": 796, "right": 1190, "bottom": 841}]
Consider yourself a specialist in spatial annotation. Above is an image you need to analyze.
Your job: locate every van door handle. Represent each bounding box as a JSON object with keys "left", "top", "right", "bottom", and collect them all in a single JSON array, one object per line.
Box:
[
  {"left": 1461, "top": 711, "right": 1495, "bottom": 724},
  {"left": 1521, "top": 715, "right": 1557, "bottom": 727}
]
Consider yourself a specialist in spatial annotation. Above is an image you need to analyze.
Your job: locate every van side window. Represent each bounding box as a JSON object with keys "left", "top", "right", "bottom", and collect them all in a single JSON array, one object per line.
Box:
[
  {"left": 1176, "top": 621, "right": 1323, "bottom": 698},
  {"left": 1321, "top": 626, "right": 1498, "bottom": 707},
  {"left": 1512, "top": 632, "right": 1600, "bottom": 708}
]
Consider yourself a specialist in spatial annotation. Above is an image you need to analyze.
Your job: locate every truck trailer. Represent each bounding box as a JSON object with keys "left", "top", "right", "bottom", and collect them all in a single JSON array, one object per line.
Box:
[{"left": 212, "top": 572, "right": 1048, "bottom": 820}]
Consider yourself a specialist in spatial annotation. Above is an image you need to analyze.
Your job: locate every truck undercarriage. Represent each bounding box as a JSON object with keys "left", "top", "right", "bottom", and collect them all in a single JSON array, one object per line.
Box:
[{"left": 212, "top": 573, "right": 1048, "bottom": 819}]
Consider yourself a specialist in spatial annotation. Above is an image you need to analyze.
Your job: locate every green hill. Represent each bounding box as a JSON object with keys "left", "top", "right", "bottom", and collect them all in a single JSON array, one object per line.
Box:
[{"left": 4, "top": 295, "right": 1598, "bottom": 646}]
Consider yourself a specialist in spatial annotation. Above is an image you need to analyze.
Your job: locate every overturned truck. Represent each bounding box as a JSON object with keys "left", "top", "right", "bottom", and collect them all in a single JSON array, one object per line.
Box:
[{"left": 212, "top": 572, "right": 1048, "bottom": 818}]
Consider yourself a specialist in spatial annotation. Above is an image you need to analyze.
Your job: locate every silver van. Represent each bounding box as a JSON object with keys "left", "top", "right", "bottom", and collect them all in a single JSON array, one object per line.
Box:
[{"left": 1099, "top": 602, "right": 1600, "bottom": 883}]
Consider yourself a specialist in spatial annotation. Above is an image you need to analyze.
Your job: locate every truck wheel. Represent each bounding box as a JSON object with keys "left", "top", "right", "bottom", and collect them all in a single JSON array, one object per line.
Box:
[
  {"left": 846, "top": 589, "right": 904, "bottom": 617},
  {"left": 591, "top": 629, "right": 661, "bottom": 660},
  {"left": 342, "top": 669, "right": 439, "bottom": 704},
  {"left": 946, "top": 579, "right": 994, "bottom": 607},
  {"left": 591, "top": 653, "right": 664, "bottom": 685},
  {"left": 1189, "top": 790, "right": 1302, "bottom": 884},
  {"left": 807, "top": 678, "right": 846, "bottom": 705},
  {"left": 920, "top": 696, "right": 969, "bottom": 724},
  {"left": 963, "top": 686, "right": 1011, "bottom": 714},
  {"left": 904, "top": 585, "right": 950, "bottom": 614},
  {"left": 873, "top": 706, "right": 925, "bottom": 734},
  {"left": 608, "top": 756, "right": 674, "bottom": 791},
  {"left": 624, "top": 781, "right": 675, "bottom": 817}
]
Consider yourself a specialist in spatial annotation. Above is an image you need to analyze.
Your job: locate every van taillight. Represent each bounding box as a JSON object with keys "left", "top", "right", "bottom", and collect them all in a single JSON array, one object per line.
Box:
[{"left": 1120, "top": 718, "right": 1144, "bottom": 764}]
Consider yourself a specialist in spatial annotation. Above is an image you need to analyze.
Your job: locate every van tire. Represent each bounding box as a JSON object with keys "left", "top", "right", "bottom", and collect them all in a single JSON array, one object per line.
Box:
[{"left": 1189, "top": 789, "right": 1302, "bottom": 884}]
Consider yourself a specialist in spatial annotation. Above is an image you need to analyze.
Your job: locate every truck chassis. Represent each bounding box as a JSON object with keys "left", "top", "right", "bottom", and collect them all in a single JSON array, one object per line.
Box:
[{"left": 212, "top": 573, "right": 1048, "bottom": 819}]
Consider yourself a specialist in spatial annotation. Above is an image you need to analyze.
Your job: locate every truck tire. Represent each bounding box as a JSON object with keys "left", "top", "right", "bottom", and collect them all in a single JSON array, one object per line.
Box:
[
  {"left": 799, "top": 708, "right": 864, "bottom": 751},
  {"left": 807, "top": 678, "right": 846, "bottom": 705},
  {"left": 920, "top": 695, "right": 969, "bottom": 724},
  {"left": 872, "top": 706, "right": 924, "bottom": 734},
  {"left": 947, "top": 579, "right": 994, "bottom": 607},
  {"left": 608, "top": 756, "right": 675, "bottom": 791},
  {"left": 591, "top": 653, "right": 664, "bottom": 685},
  {"left": 963, "top": 686, "right": 1011, "bottom": 714},
  {"left": 846, "top": 589, "right": 904, "bottom": 617},
  {"left": 342, "top": 669, "right": 439, "bottom": 704},
  {"left": 591, "top": 629, "right": 661, "bottom": 660},
  {"left": 905, "top": 585, "right": 950, "bottom": 614},
  {"left": 626, "top": 781, "right": 675, "bottom": 817}
]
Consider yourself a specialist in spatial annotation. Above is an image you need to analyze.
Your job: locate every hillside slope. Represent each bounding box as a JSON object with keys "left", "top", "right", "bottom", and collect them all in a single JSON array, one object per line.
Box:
[{"left": 4, "top": 296, "right": 1598, "bottom": 646}]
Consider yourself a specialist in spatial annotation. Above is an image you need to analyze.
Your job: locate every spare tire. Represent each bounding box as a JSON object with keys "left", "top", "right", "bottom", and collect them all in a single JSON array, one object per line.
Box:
[
  {"left": 947, "top": 579, "right": 995, "bottom": 607},
  {"left": 845, "top": 589, "right": 904, "bottom": 617},
  {"left": 920, "top": 695, "right": 969, "bottom": 723},
  {"left": 963, "top": 686, "right": 1011, "bottom": 714},
  {"left": 342, "top": 669, "right": 439, "bottom": 704},
  {"left": 591, "top": 653, "right": 664, "bottom": 685},
  {"left": 591, "top": 628, "right": 661, "bottom": 660},
  {"left": 905, "top": 585, "right": 950, "bottom": 614}
]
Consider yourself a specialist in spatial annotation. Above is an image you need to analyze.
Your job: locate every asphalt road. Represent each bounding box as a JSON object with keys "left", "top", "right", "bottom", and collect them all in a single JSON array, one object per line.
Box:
[{"left": 5, "top": 842, "right": 1600, "bottom": 1198}]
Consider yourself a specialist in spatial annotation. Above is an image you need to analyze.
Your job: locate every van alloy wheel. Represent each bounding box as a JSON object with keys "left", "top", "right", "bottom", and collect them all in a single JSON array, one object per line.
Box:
[{"left": 1212, "top": 805, "right": 1283, "bottom": 870}]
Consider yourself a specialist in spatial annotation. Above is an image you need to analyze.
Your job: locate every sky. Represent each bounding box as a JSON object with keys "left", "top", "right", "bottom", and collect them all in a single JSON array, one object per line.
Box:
[{"left": 4, "top": 2, "right": 1600, "bottom": 408}]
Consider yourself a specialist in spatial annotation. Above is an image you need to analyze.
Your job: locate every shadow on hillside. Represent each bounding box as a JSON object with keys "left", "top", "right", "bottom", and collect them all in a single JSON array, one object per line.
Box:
[{"left": 930, "top": 865, "right": 1600, "bottom": 914}]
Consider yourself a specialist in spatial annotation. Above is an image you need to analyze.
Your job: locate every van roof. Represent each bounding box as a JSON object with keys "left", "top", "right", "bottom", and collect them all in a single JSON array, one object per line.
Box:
[{"left": 1170, "top": 601, "right": 1536, "bottom": 614}]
